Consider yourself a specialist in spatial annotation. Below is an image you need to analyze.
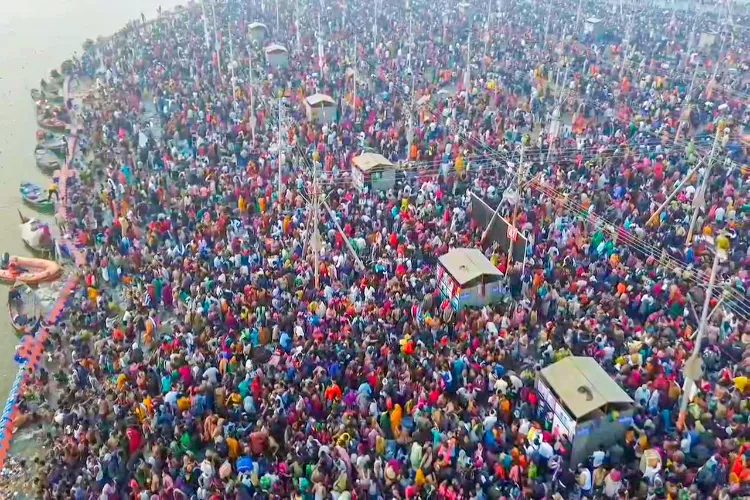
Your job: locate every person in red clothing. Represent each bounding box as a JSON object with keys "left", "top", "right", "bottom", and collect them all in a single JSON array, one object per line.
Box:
[{"left": 325, "top": 382, "right": 342, "bottom": 402}]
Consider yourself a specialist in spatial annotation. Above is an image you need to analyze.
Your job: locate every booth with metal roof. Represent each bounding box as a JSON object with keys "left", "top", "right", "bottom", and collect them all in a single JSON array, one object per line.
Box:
[
  {"left": 264, "top": 43, "right": 289, "bottom": 68},
  {"left": 536, "top": 356, "right": 635, "bottom": 466},
  {"left": 303, "top": 93, "right": 336, "bottom": 124},
  {"left": 437, "top": 248, "right": 503, "bottom": 310},
  {"left": 248, "top": 22, "right": 268, "bottom": 42},
  {"left": 583, "top": 17, "right": 604, "bottom": 37},
  {"left": 351, "top": 152, "right": 396, "bottom": 192}
]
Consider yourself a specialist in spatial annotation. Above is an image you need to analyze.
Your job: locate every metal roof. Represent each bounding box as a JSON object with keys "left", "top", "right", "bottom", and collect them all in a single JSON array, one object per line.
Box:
[
  {"left": 305, "top": 93, "right": 336, "bottom": 107},
  {"left": 249, "top": 22, "right": 267, "bottom": 30},
  {"left": 438, "top": 248, "right": 502, "bottom": 286},
  {"left": 264, "top": 43, "right": 288, "bottom": 54},
  {"left": 351, "top": 152, "right": 394, "bottom": 173},
  {"left": 540, "top": 357, "right": 634, "bottom": 419}
]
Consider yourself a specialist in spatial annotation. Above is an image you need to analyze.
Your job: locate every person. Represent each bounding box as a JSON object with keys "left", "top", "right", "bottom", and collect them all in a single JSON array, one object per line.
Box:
[
  {"left": 578, "top": 463, "right": 593, "bottom": 498},
  {"left": 47, "top": 183, "right": 59, "bottom": 202},
  {"left": 16, "top": 0, "right": 750, "bottom": 497}
]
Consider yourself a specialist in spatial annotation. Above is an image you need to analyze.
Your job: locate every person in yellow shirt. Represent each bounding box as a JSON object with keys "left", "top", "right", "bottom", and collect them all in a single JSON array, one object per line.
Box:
[
  {"left": 47, "top": 183, "right": 59, "bottom": 201},
  {"left": 177, "top": 396, "right": 191, "bottom": 412},
  {"left": 734, "top": 376, "right": 748, "bottom": 393},
  {"left": 226, "top": 436, "right": 240, "bottom": 460},
  {"left": 116, "top": 373, "right": 128, "bottom": 391}
]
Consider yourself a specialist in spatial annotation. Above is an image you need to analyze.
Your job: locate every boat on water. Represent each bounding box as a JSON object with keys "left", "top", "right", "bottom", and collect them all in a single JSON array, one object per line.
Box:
[
  {"left": 30, "top": 88, "right": 63, "bottom": 104},
  {"left": 40, "top": 77, "right": 62, "bottom": 93},
  {"left": 20, "top": 182, "right": 55, "bottom": 214},
  {"left": 36, "top": 131, "right": 67, "bottom": 155},
  {"left": 35, "top": 146, "right": 62, "bottom": 173},
  {"left": 8, "top": 282, "right": 41, "bottom": 335},
  {"left": 19, "top": 211, "right": 55, "bottom": 256},
  {"left": 37, "top": 116, "right": 67, "bottom": 132},
  {"left": 0, "top": 254, "right": 62, "bottom": 285}
]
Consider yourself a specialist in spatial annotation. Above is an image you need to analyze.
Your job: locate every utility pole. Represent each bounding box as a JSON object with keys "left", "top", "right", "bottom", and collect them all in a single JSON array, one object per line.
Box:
[
  {"left": 543, "top": 3, "right": 550, "bottom": 49},
  {"left": 407, "top": 4, "right": 415, "bottom": 148},
  {"left": 277, "top": 97, "right": 284, "bottom": 204},
  {"left": 465, "top": 24, "right": 471, "bottom": 107},
  {"left": 508, "top": 138, "right": 527, "bottom": 276},
  {"left": 323, "top": 199, "right": 366, "bottom": 272},
  {"left": 210, "top": 0, "right": 222, "bottom": 80},
  {"left": 547, "top": 57, "right": 569, "bottom": 163},
  {"left": 228, "top": 18, "right": 237, "bottom": 103},
  {"left": 685, "top": 126, "right": 721, "bottom": 245},
  {"left": 677, "top": 234, "right": 730, "bottom": 430},
  {"left": 276, "top": 0, "right": 280, "bottom": 34},
  {"left": 247, "top": 46, "right": 256, "bottom": 142},
  {"left": 201, "top": 0, "right": 211, "bottom": 49},
  {"left": 674, "top": 63, "right": 699, "bottom": 146},
  {"left": 353, "top": 34, "right": 358, "bottom": 121},
  {"left": 311, "top": 159, "right": 321, "bottom": 289},
  {"left": 712, "top": 33, "right": 726, "bottom": 82},
  {"left": 317, "top": 9, "right": 324, "bottom": 72},
  {"left": 373, "top": 0, "right": 379, "bottom": 48},
  {"left": 646, "top": 154, "right": 709, "bottom": 226},
  {"left": 484, "top": 0, "right": 492, "bottom": 57},
  {"left": 619, "top": 9, "right": 633, "bottom": 80},
  {"left": 295, "top": 0, "right": 301, "bottom": 53},
  {"left": 681, "top": 18, "right": 697, "bottom": 71},
  {"left": 575, "top": 0, "right": 583, "bottom": 27}
]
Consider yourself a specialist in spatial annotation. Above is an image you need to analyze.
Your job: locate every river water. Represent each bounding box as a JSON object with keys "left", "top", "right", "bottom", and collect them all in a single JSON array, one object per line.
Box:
[{"left": 0, "top": 0, "right": 184, "bottom": 403}]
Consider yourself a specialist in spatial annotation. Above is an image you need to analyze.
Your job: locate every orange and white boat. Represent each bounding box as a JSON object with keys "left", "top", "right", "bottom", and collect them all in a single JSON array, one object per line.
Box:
[{"left": 0, "top": 255, "right": 62, "bottom": 285}]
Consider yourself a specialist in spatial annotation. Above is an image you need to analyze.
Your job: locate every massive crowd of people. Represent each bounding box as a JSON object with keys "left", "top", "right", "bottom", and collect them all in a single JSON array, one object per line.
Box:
[{"left": 12, "top": 0, "right": 750, "bottom": 498}]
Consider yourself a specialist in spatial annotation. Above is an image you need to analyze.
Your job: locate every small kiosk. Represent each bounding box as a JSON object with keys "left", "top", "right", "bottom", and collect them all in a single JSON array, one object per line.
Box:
[
  {"left": 248, "top": 22, "right": 268, "bottom": 42},
  {"left": 436, "top": 248, "right": 503, "bottom": 310},
  {"left": 698, "top": 31, "right": 717, "bottom": 49},
  {"left": 536, "top": 357, "right": 635, "bottom": 466},
  {"left": 304, "top": 93, "right": 336, "bottom": 124},
  {"left": 264, "top": 43, "right": 289, "bottom": 68},
  {"left": 583, "top": 17, "right": 604, "bottom": 37},
  {"left": 351, "top": 153, "right": 396, "bottom": 191}
]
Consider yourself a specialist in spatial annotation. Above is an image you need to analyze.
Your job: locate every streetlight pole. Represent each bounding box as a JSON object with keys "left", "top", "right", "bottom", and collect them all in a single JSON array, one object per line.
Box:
[
  {"left": 465, "top": 25, "right": 471, "bottom": 107},
  {"left": 508, "top": 136, "right": 528, "bottom": 276},
  {"left": 201, "top": 0, "right": 211, "bottom": 50},
  {"left": 228, "top": 18, "right": 237, "bottom": 104},
  {"left": 646, "top": 154, "right": 709, "bottom": 226},
  {"left": 210, "top": 0, "right": 222, "bottom": 80},
  {"left": 677, "top": 234, "right": 729, "bottom": 430},
  {"left": 686, "top": 126, "right": 721, "bottom": 245},
  {"left": 278, "top": 97, "right": 284, "bottom": 204},
  {"left": 353, "top": 34, "right": 358, "bottom": 121},
  {"left": 674, "top": 63, "right": 700, "bottom": 146}
]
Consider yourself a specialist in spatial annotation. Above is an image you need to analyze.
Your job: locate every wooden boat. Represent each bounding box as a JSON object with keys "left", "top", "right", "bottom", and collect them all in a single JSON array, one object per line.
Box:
[
  {"left": 8, "top": 282, "right": 41, "bottom": 335},
  {"left": 35, "top": 131, "right": 67, "bottom": 156},
  {"left": 19, "top": 211, "right": 55, "bottom": 256},
  {"left": 35, "top": 146, "right": 62, "bottom": 173},
  {"left": 40, "top": 78, "right": 62, "bottom": 93},
  {"left": 37, "top": 117, "right": 67, "bottom": 132},
  {"left": 0, "top": 254, "right": 62, "bottom": 285},
  {"left": 30, "top": 88, "right": 63, "bottom": 104},
  {"left": 20, "top": 182, "right": 55, "bottom": 214}
]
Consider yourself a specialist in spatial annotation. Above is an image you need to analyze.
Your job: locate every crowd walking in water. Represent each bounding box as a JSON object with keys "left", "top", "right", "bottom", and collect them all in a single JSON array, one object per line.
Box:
[{"left": 5, "top": 0, "right": 750, "bottom": 498}]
